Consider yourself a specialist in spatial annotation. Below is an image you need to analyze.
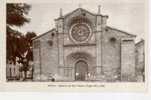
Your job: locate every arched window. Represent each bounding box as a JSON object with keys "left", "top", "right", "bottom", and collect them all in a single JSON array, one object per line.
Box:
[{"left": 47, "top": 40, "right": 53, "bottom": 46}]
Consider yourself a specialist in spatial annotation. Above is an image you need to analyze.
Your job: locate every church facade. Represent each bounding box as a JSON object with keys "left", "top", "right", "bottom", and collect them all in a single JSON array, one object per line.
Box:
[{"left": 32, "top": 7, "right": 145, "bottom": 82}]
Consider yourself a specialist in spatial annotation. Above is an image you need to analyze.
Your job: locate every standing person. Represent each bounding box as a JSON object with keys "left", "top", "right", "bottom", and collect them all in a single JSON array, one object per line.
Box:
[
  {"left": 6, "top": 59, "right": 13, "bottom": 80},
  {"left": 28, "top": 60, "right": 33, "bottom": 80},
  {"left": 22, "top": 58, "right": 28, "bottom": 81},
  {"left": 11, "top": 60, "right": 15, "bottom": 79},
  {"left": 18, "top": 58, "right": 24, "bottom": 81},
  {"left": 16, "top": 57, "right": 21, "bottom": 80}
]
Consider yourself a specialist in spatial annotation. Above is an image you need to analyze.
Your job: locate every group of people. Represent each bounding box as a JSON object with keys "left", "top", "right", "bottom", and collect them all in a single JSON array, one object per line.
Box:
[{"left": 6, "top": 57, "right": 33, "bottom": 81}]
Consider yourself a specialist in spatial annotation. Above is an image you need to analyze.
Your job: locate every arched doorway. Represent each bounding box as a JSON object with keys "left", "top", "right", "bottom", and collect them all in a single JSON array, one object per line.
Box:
[{"left": 75, "top": 60, "right": 88, "bottom": 81}]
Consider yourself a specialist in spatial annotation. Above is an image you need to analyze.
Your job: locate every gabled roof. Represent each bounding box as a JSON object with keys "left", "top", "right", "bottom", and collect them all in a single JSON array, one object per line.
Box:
[
  {"left": 55, "top": 8, "right": 108, "bottom": 20},
  {"left": 32, "top": 28, "right": 56, "bottom": 41},
  {"left": 106, "top": 26, "right": 136, "bottom": 37},
  {"left": 136, "top": 39, "right": 144, "bottom": 46},
  {"left": 33, "top": 8, "right": 136, "bottom": 41}
]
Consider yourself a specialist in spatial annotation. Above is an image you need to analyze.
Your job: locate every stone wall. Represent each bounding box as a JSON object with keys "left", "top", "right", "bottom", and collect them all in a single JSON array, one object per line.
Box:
[
  {"left": 33, "top": 8, "right": 137, "bottom": 82},
  {"left": 135, "top": 40, "right": 145, "bottom": 82},
  {"left": 121, "top": 38, "right": 136, "bottom": 82},
  {"left": 33, "top": 30, "right": 59, "bottom": 81},
  {"left": 101, "top": 27, "right": 135, "bottom": 82},
  {"left": 63, "top": 8, "right": 96, "bottom": 34},
  {"left": 63, "top": 45, "right": 96, "bottom": 81}
]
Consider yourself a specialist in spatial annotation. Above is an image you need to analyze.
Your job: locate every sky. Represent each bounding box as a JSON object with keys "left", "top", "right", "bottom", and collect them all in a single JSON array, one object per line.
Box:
[{"left": 14, "top": 0, "right": 147, "bottom": 40}]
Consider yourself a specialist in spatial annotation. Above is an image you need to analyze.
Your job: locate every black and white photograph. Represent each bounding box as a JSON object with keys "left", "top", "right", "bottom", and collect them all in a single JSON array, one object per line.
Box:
[{"left": 6, "top": 1, "right": 146, "bottom": 83}]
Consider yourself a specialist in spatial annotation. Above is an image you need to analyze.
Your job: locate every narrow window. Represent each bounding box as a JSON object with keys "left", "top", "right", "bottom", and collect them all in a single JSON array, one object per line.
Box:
[
  {"left": 47, "top": 40, "right": 53, "bottom": 46},
  {"left": 110, "top": 37, "right": 116, "bottom": 43}
]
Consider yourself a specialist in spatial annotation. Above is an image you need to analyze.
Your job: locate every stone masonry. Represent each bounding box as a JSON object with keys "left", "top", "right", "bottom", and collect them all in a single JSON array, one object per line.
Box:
[{"left": 32, "top": 7, "right": 145, "bottom": 82}]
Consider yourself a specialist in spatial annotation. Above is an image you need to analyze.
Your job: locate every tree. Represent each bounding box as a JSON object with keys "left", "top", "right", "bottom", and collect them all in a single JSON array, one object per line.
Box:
[
  {"left": 7, "top": 3, "right": 31, "bottom": 62},
  {"left": 7, "top": 4, "right": 37, "bottom": 81},
  {"left": 25, "top": 32, "right": 37, "bottom": 46},
  {"left": 7, "top": 3, "right": 33, "bottom": 81},
  {"left": 7, "top": 3, "right": 30, "bottom": 26},
  {"left": 25, "top": 32, "right": 37, "bottom": 61},
  {"left": 20, "top": 32, "right": 36, "bottom": 80}
]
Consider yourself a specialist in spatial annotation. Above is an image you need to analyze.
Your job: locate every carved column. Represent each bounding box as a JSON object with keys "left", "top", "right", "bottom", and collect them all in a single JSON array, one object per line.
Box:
[
  {"left": 96, "top": 15, "right": 102, "bottom": 79},
  {"left": 96, "top": 14, "right": 108, "bottom": 80},
  {"left": 56, "top": 17, "right": 64, "bottom": 78}
]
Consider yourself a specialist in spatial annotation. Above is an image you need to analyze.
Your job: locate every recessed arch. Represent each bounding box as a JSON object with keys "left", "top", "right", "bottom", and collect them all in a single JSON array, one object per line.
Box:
[
  {"left": 66, "top": 52, "right": 93, "bottom": 67},
  {"left": 66, "top": 52, "right": 95, "bottom": 81},
  {"left": 75, "top": 60, "right": 88, "bottom": 81}
]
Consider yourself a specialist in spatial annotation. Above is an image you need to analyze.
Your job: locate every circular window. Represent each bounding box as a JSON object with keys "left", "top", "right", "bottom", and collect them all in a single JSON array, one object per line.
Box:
[
  {"left": 110, "top": 37, "right": 116, "bottom": 43},
  {"left": 70, "top": 23, "right": 91, "bottom": 43}
]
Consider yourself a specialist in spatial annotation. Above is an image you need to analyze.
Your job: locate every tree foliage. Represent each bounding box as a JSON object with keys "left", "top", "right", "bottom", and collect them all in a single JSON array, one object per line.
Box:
[
  {"left": 25, "top": 32, "right": 37, "bottom": 46},
  {"left": 6, "top": 3, "right": 36, "bottom": 63},
  {"left": 7, "top": 4, "right": 37, "bottom": 81},
  {"left": 7, "top": 3, "right": 30, "bottom": 26},
  {"left": 25, "top": 32, "right": 37, "bottom": 61}
]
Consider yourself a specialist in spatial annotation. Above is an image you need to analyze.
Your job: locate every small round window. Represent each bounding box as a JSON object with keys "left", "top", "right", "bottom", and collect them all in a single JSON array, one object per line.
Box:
[{"left": 110, "top": 37, "right": 116, "bottom": 43}]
